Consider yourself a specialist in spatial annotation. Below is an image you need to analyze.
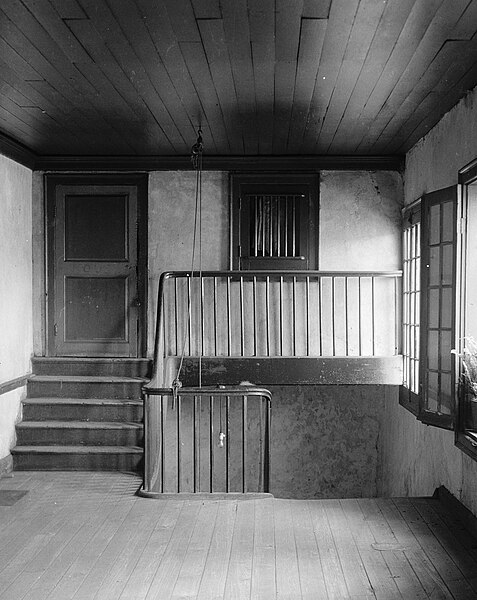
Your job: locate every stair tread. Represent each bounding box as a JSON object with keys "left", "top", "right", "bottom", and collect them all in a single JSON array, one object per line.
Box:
[
  {"left": 29, "top": 375, "right": 147, "bottom": 382},
  {"left": 23, "top": 397, "right": 142, "bottom": 404},
  {"left": 32, "top": 357, "right": 150, "bottom": 363},
  {"left": 17, "top": 421, "right": 143, "bottom": 429},
  {"left": 12, "top": 445, "right": 143, "bottom": 454}
]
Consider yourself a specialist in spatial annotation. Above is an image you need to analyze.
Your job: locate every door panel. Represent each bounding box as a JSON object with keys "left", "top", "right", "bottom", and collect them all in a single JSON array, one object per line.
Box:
[{"left": 51, "top": 184, "right": 139, "bottom": 357}]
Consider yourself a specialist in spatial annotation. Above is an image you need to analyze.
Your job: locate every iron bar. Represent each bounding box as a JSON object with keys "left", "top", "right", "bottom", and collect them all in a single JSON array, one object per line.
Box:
[
  {"left": 306, "top": 276, "right": 310, "bottom": 356},
  {"left": 371, "top": 276, "right": 376, "bottom": 356},
  {"left": 279, "top": 276, "right": 284, "bottom": 356},
  {"left": 266, "top": 276, "right": 270, "bottom": 356},
  {"left": 240, "top": 276, "right": 244, "bottom": 357},
  {"left": 227, "top": 276, "right": 231, "bottom": 356},
  {"left": 214, "top": 277, "right": 218, "bottom": 356},
  {"left": 292, "top": 276, "right": 297, "bottom": 356},
  {"left": 174, "top": 278, "right": 179, "bottom": 355},
  {"left": 161, "top": 395, "right": 165, "bottom": 493},
  {"left": 242, "top": 394, "right": 247, "bottom": 493},
  {"left": 187, "top": 276, "right": 192, "bottom": 356},
  {"left": 226, "top": 395, "right": 230, "bottom": 493},
  {"left": 194, "top": 394, "right": 198, "bottom": 492},
  {"left": 253, "top": 276, "right": 257, "bottom": 356},
  {"left": 331, "top": 277, "right": 336, "bottom": 357},
  {"left": 209, "top": 395, "right": 214, "bottom": 493},
  {"left": 345, "top": 277, "right": 349, "bottom": 356},
  {"left": 177, "top": 394, "right": 181, "bottom": 493}
]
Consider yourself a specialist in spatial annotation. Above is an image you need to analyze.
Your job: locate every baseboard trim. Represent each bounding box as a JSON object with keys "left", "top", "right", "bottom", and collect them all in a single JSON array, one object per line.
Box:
[
  {"left": 434, "top": 485, "right": 477, "bottom": 540},
  {"left": 0, "top": 374, "right": 31, "bottom": 397},
  {"left": 0, "top": 454, "right": 13, "bottom": 478}
]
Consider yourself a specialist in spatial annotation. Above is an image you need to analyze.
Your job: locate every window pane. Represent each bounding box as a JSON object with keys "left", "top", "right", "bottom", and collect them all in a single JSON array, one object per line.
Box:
[
  {"left": 442, "top": 244, "right": 453, "bottom": 286},
  {"left": 429, "top": 247, "right": 440, "bottom": 286},
  {"left": 427, "top": 372, "right": 439, "bottom": 412},
  {"left": 429, "top": 204, "right": 441, "bottom": 245},
  {"left": 428, "top": 330, "right": 439, "bottom": 370},
  {"left": 440, "top": 372, "right": 452, "bottom": 415},
  {"left": 440, "top": 330, "right": 452, "bottom": 371},
  {"left": 440, "top": 287, "right": 453, "bottom": 329},
  {"left": 465, "top": 392, "right": 477, "bottom": 431},
  {"left": 428, "top": 289, "right": 440, "bottom": 328},
  {"left": 441, "top": 201, "right": 454, "bottom": 242}
]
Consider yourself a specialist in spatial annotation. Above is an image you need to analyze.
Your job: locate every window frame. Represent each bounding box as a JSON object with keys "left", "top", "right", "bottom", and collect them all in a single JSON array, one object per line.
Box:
[
  {"left": 418, "top": 186, "right": 458, "bottom": 430},
  {"left": 400, "top": 201, "right": 421, "bottom": 416},
  {"left": 229, "top": 173, "right": 319, "bottom": 270},
  {"left": 456, "top": 160, "right": 477, "bottom": 460}
]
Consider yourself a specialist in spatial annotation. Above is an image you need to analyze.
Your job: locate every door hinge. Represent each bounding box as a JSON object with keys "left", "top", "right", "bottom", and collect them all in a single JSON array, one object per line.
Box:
[{"left": 53, "top": 323, "right": 58, "bottom": 336}]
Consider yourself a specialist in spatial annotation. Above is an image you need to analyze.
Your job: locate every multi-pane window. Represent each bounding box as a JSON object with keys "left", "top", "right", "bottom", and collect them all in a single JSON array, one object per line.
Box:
[
  {"left": 400, "top": 187, "right": 457, "bottom": 430},
  {"left": 400, "top": 205, "right": 421, "bottom": 415},
  {"left": 419, "top": 187, "right": 457, "bottom": 429}
]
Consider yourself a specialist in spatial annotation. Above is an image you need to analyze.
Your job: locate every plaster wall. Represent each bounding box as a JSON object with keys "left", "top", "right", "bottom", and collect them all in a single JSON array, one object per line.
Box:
[
  {"left": 269, "top": 384, "right": 386, "bottom": 498},
  {"left": 405, "top": 86, "right": 477, "bottom": 203},
  {"left": 0, "top": 154, "right": 33, "bottom": 460},
  {"left": 319, "top": 171, "right": 403, "bottom": 271},
  {"left": 148, "top": 171, "right": 229, "bottom": 355},
  {"left": 380, "top": 85, "right": 477, "bottom": 516}
]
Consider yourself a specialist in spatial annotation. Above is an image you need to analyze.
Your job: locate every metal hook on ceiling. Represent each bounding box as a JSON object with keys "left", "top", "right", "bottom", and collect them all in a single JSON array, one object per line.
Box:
[{"left": 191, "top": 127, "right": 203, "bottom": 169}]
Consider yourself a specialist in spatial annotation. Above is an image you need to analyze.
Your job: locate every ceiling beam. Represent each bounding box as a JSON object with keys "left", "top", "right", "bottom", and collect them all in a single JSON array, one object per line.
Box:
[
  {"left": 33, "top": 154, "right": 404, "bottom": 172},
  {"left": 0, "top": 133, "right": 403, "bottom": 172}
]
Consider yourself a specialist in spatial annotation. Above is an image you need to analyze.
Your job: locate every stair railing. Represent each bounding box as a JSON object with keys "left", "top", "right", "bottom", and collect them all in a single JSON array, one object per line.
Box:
[{"left": 150, "top": 270, "right": 402, "bottom": 386}]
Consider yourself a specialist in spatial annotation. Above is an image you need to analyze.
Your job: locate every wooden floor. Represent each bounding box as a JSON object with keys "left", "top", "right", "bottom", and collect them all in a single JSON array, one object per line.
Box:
[{"left": 0, "top": 473, "right": 476, "bottom": 600}]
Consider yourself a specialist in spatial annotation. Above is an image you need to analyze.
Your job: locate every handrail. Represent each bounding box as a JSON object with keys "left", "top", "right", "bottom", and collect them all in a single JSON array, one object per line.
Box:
[
  {"left": 141, "top": 386, "right": 272, "bottom": 496},
  {"left": 151, "top": 269, "right": 403, "bottom": 386}
]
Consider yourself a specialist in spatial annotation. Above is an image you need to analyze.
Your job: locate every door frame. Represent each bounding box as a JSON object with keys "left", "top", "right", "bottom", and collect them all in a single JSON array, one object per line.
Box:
[{"left": 45, "top": 173, "right": 148, "bottom": 358}]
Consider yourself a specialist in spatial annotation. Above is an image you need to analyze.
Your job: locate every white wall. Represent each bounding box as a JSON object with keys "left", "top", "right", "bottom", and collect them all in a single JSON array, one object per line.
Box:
[
  {"left": 148, "top": 171, "right": 229, "bottom": 355},
  {"left": 405, "top": 89, "right": 477, "bottom": 203},
  {"left": 380, "top": 86, "right": 477, "bottom": 516},
  {"left": 0, "top": 154, "right": 33, "bottom": 462},
  {"left": 320, "top": 171, "right": 403, "bottom": 271}
]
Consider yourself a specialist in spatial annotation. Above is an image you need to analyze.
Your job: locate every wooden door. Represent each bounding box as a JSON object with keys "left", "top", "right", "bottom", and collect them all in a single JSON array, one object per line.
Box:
[{"left": 47, "top": 178, "right": 146, "bottom": 357}]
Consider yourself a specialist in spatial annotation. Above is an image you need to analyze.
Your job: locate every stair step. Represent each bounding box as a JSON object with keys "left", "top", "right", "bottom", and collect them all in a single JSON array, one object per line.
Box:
[
  {"left": 32, "top": 357, "right": 151, "bottom": 378},
  {"left": 22, "top": 397, "right": 143, "bottom": 422},
  {"left": 11, "top": 445, "right": 143, "bottom": 472},
  {"left": 28, "top": 375, "right": 146, "bottom": 399},
  {"left": 16, "top": 421, "right": 143, "bottom": 446}
]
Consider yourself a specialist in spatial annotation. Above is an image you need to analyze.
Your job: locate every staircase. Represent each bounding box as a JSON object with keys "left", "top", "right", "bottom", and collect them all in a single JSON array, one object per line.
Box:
[{"left": 12, "top": 357, "right": 150, "bottom": 472}]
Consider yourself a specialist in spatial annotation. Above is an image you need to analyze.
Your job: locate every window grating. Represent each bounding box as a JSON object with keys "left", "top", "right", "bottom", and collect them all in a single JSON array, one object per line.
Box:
[
  {"left": 403, "top": 221, "right": 420, "bottom": 395},
  {"left": 248, "top": 194, "right": 303, "bottom": 258}
]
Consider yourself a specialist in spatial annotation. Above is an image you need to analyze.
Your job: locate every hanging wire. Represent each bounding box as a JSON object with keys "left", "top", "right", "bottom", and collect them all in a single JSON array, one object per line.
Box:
[{"left": 173, "top": 128, "right": 204, "bottom": 401}]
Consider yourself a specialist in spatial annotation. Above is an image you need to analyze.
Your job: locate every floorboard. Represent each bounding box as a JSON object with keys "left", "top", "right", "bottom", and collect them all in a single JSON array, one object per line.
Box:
[{"left": 0, "top": 473, "right": 477, "bottom": 599}]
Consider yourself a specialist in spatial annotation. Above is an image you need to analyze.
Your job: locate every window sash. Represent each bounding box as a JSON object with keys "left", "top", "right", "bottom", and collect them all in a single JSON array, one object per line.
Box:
[
  {"left": 418, "top": 186, "right": 457, "bottom": 430},
  {"left": 456, "top": 166, "right": 477, "bottom": 460},
  {"left": 400, "top": 203, "right": 421, "bottom": 415}
]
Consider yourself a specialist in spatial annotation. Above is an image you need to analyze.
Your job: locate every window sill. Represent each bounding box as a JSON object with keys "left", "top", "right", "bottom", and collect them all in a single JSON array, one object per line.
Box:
[{"left": 456, "top": 432, "right": 477, "bottom": 463}]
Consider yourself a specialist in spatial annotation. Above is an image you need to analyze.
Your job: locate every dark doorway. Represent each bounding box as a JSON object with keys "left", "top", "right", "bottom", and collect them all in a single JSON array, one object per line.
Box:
[{"left": 46, "top": 175, "right": 147, "bottom": 357}]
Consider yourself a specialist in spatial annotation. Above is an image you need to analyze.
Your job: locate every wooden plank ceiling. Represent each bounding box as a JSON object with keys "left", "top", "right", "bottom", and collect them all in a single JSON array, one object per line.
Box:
[{"left": 0, "top": 0, "right": 476, "bottom": 159}]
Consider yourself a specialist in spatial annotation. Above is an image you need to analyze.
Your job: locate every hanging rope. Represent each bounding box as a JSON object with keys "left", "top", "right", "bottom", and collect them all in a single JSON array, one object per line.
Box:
[{"left": 173, "top": 128, "right": 204, "bottom": 402}]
